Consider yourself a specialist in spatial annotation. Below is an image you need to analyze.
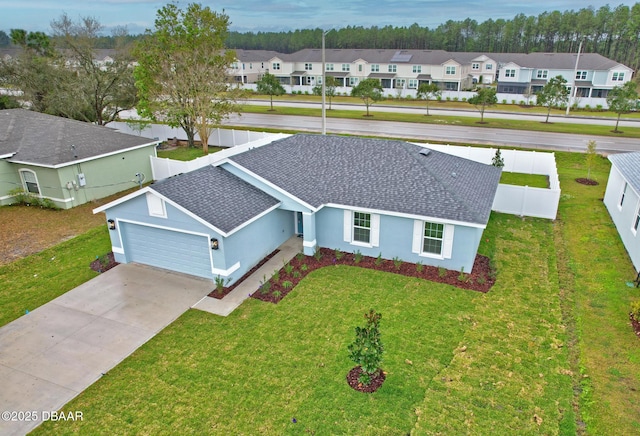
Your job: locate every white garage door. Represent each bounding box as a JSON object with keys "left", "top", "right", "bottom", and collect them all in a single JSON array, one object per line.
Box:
[{"left": 122, "top": 223, "right": 212, "bottom": 279}]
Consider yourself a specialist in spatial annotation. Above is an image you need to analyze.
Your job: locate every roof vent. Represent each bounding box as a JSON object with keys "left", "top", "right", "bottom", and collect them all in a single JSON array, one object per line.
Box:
[{"left": 419, "top": 149, "right": 431, "bottom": 157}]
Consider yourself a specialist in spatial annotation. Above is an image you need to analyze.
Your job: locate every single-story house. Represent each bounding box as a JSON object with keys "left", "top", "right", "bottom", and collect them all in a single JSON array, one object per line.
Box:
[
  {"left": 604, "top": 151, "right": 640, "bottom": 272},
  {"left": 94, "top": 134, "right": 502, "bottom": 284},
  {"left": 0, "top": 109, "right": 160, "bottom": 209}
]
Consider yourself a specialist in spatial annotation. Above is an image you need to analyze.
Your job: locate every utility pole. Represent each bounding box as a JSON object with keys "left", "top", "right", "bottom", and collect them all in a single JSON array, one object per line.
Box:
[
  {"left": 322, "top": 29, "right": 332, "bottom": 135},
  {"left": 566, "top": 40, "right": 583, "bottom": 116}
]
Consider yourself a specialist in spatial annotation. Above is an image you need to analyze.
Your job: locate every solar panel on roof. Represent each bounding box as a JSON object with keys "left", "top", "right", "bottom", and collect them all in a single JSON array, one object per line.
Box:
[{"left": 390, "top": 51, "right": 412, "bottom": 62}]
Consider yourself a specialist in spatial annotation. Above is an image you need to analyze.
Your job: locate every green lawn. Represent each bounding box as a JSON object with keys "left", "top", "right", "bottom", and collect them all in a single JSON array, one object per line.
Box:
[
  {"left": 0, "top": 226, "right": 110, "bottom": 326},
  {"left": 500, "top": 171, "right": 549, "bottom": 188},
  {"left": 157, "top": 146, "right": 224, "bottom": 161}
]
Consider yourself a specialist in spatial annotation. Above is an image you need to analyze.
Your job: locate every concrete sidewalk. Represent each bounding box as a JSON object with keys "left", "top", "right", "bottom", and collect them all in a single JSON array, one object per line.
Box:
[
  {"left": 0, "top": 264, "right": 212, "bottom": 436},
  {"left": 192, "top": 236, "right": 302, "bottom": 316}
]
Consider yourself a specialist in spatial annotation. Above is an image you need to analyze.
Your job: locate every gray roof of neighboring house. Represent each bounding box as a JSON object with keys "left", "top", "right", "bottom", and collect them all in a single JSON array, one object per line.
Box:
[
  {"left": 151, "top": 165, "right": 280, "bottom": 234},
  {"left": 0, "top": 109, "right": 156, "bottom": 166},
  {"left": 610, "top": 152, "right": 640, "bottom": 194},
  {"left": 229, "top": 134, "right": 502, "bottom": 225},
  {"left": 489, "top": 52, "right": 627, "bottom": 70}
]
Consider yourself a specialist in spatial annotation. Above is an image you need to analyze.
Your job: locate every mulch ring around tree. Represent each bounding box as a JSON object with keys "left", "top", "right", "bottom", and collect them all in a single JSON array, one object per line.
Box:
[
  {"left": 251, "top": 247, "right": 496, "bottom": 304},
  {"left": 575, "top": 178, "right": 599, "bottom": 186},
  {"left": 630, "top": 313, "right": 640, "bottom": 339},
  {"left": 346, "top": 366, "right": 386, "bottom": 393},
  {"left": 89, "top": 252, "right": 119, "bottom": 273}
]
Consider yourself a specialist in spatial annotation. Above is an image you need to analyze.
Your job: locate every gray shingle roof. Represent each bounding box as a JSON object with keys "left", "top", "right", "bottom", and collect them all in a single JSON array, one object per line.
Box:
[
  {"left": 0, "top": 109, "right": 156, "bottom": 166},
  {"left": 151, "top": 165, "right": 280, "bottom": 234},
  {"left": 229, "top": 134, "right": 502, "bottom": 225},
  {"left": 609, "top": 152, "right": 640, "bottom": 194}
]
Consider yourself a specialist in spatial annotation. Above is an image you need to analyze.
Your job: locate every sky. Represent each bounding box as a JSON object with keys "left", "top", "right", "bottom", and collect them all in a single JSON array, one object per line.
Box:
[{"left": 0, "top": 0, "right": 635, "bottom": 35}]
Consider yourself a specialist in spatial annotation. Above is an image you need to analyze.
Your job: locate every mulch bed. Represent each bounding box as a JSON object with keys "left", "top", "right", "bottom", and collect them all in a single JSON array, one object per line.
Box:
[
  {"left": 630, "top": 313, "right": 640, "bottom": 339},
  {"left": 89, "top": 252, "right": 119, "bottom": 273},
  {"left": 346, "top": 366, "right": 386, "bottom": 393},
  {"left": 207, "top": 249, "right": 280, "bottom": 299},
  {"left": 251, "top": 247, "right": 495, "bottom": 304},
  {"left": 575, "top": 178, "right": 599, "bottom": 186}
]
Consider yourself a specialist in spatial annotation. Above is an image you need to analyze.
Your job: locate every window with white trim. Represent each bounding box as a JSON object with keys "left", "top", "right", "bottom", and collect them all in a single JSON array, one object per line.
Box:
[
  {"left": 620, "top": 182, "right": 628, "bottom": 208},
  {"left": 343, "top": 210, "right": 380, "bottom": 247},
  {"left": 413, "top": 65, "right": 422, "bottom": 73},
  {"left": 371, "top": 64, "right": 380, "bottom": 72},
  {"left": 305, "top": 63, "right": 313, "bottom": 71},
  {"left": 412, "top": 220, "right": 454, "bottom": 259},
  {"left": 504, "top": 69, "right": 515, "bottom": 78},
  {"left": 349, "top": 77, "right": 359, "bottom": 86},
  {"left": 20, "top": 169, "right": 40, "bottom": 194},
  {"left": 326, "top": 63, "right": 334, "bottom": 71},
  {"left": 576, "top": 71, "right": 587, "bottom": 80},
  {"left": 272, "top": 62, "right": 280, "bottom": 70},
  {"left": 408, "top": 79, "right": 418, "bottom": 89},
  {"left": 353, "top": 212, "right": 371, "bottom": 243},
  {"left": 472, "top": 63, "right": 480, "bottom": 70},
  {"left": 342, "top": 63, "right": 350, "bottom": 72},
  {"left": 633, "top": 202, "right": 640, "bottom": 234},
  {"left": 486, "top": 64, "right": 493, "bottom": 70},
  {"left": 537, "top": 70, "right": 548, "bottom": 79},
  {"left": 613, "top": 71, "right": 625, "bottom": 81},
  {"left": 445, "top": 66, "right": 456, "bottom": 75},
  {"left": 388, "top": 64, "right": 397, "bottom": 73},
  {"left": 422, "top": 222, "right": 444, "bottom": 255}
]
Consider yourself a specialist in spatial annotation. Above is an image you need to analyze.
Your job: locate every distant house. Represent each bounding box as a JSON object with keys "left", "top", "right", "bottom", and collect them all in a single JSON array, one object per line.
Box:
[
  {"left": 0, "top": 109, "right": 159, "bottom": 209},
  {"left": 95, "top": 134, "right": 502, "bottom": 284},
  {"left": 604, "top": 152, "right": 640, "bottom": 272}
]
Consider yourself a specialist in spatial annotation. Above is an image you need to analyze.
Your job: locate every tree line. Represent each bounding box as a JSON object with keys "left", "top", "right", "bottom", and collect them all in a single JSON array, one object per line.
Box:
[{"left": 226, "top": 3, "right": 640, "bottom": 71}]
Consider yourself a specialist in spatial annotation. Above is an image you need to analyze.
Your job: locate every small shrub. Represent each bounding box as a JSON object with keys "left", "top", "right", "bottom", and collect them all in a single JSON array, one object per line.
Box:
[
  {"left": 477, "top": 276, "right": 486, "bottom": 285},
  {"left": 458, "top": 267, "right": 467, "bottom": 282},
  {"left": 293, "top": 270, "right": 301, "bottom": 279},
  {"left": 214, "top": 275, "right": 231, "bottom": 294},
  {"left": 296, "top": 253, "right": 305, "bottom": 261},
  {"left": 300, "top": 264, "right": 308, "bottom": 272},
  {"left": 272, "top": 290, "right": 282, "bottom": 298},
  {"left": 511, "top": 99, "right": 517, "bottom": 105},
  {"left": 438, "top": 266, "right": 447, "bottom": 278},
  {"left": 631, "top": 299, "right": 640, "bottom": 320},
  {"left": 284, "top": 262, "right": 294, "bottom": 275},
  {"left": 282, "top": 280, "right": 293, "bottom": 289},
  {"left": 453, "top": 97, "right": 459, "bottom": 102},
  {"left": 462, "top": 97, "right": 467, "bottom": 102},
  {"left": 335, "top": 249, "right": 344, "bottom": 260},
  {"left": 354, "top": 250, "right": 363, "bottom": 264},
  {"left": 446, "top": 96, "right": 451, "bottom": 101},
  {"left": 416, "top": 261, "right": 424, "bottom": 273},
  {"left": 502, "top": 99, "right": 507, "bottom": 105},
  {"left": 375, "top": 253, "right": 383, "bottom": 266},
  {"left": 272, "top": 271, "right": 280, "bottom": 282},
  {"left": 313, "top": 248, "right": 323, "bottom": 260},
  {"left": 596, "top": 104, "right": 603, "bottom": 111},
  {"left": 348, "top": 309, "right": 384, "bottom": 386},
  {"left": 259, "top": 275, "right": 271, "bottom": 295},
  {"left": 392, "top": 256, "right": 402, "bottom": 270}
]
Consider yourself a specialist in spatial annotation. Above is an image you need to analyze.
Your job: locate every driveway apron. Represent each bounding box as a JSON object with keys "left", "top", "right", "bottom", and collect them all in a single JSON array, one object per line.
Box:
[{"left": 0, "top": 263, "right": 212, "bottom": 436}]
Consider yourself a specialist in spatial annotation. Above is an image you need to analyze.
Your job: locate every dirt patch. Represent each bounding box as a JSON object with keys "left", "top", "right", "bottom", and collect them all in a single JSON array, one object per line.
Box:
[
  {"left": 251, "top": 247, "right": 495, "bottom": 304},
  {"left": 630, "top": 313, "right": 640, "bottom": 339},
  {"left": 89, "top": 252, "right": 119, "bottom": 273},
  {"left": 346, "top": 366, "right": 386, "bottom": 393},
  {"left": 575, "top": 178, "right": 599, "bottom": 186}
]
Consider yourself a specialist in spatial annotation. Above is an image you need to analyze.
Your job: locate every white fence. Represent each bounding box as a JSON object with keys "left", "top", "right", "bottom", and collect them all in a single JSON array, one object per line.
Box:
[
  {"left": 111, "top": 121, "right": 277, "bottom": 147},
  {"left": 150, "top": 133, "right": 291, "bottom": 181},
  {"left": 413, "top": 143, "right": 560, "bottom": 220}
]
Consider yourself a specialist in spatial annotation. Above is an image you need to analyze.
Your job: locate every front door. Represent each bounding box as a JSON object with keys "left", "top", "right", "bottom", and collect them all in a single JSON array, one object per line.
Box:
[{"left": 296, "top": 211, "right": 303, "bottom": 234}]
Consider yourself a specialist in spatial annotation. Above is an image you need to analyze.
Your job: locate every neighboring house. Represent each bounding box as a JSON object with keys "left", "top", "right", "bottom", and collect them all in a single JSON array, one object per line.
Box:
[
  {"left": 604, "top": 152, "right": 640, "bottom": 272},
  {"left": 0, "top": 109, "right": 159, "bottom": 209},
  {"left": 95, "top": 134, "right": 502, "bottom": 284},
  {"left": 230, "top": 49, "right": 632, "bottom": 98}
]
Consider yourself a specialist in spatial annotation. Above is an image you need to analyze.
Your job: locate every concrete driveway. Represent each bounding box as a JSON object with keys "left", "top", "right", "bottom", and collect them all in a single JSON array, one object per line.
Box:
[{"left": 0, "top": 263, "right": 212, "bottom": 436}]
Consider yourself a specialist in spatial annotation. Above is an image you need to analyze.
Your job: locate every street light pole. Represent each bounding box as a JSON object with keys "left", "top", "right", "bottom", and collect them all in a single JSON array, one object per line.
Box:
[
  {"left": 322, "top": 29, "right": 332, "bottom": 135},
  {"left": 566, "top": 40, "right": 583, "bottom": 116}
]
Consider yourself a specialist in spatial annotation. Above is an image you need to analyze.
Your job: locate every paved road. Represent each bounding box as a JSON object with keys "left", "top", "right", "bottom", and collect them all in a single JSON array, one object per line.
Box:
[
  {"left": 225, "top": 113, "right": 640, "bottom": 154},
  {"left": 245, "top": 99, "right": 640, "bottom": 128}
]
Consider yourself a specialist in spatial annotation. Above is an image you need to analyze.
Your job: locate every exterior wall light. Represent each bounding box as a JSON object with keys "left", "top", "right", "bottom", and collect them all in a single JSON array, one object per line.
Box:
[
  {"left": 107, "top": 219, "right": 116, "bottom": 230},
  {"left": 211, "top": 238, "right": 219, "bottom": 250}
]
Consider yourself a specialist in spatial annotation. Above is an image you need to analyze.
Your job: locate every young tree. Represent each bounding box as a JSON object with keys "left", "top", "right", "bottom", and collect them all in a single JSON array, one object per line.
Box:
[
  {"left": 606, "top": 81, "right": 638, "bottom": 133},
  {"left": 585, "top": 140, "right": 597, "bottom": 180},
  {"left": 50, "top": 14, "right": 138, "bottom": 125},
  {"left": 492, "top": 149, "right": 505, "bottom": 167},
  {"left": 351, "top": 78, "right": 384, "bottom": 116},
  {"left": 536, "top": 75, "right": 569, "bottom": 123},
  {"left": 467, "top": 87, "right": 497, "bottom": 123},
  {"left": 256, "top": 72, "right": 285, "bottom": 110},
  {"left": 348, "top": 309, "right": 384, "bottom": 386},
  {"left": 416, "top": 82, "right": 441, "bottom": 116},
  {"left": 312, "top": 75, "right": 339, "bottom": 110},
  {"left": 134, "top": 3, "right": 244, "bottom": 153}
]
